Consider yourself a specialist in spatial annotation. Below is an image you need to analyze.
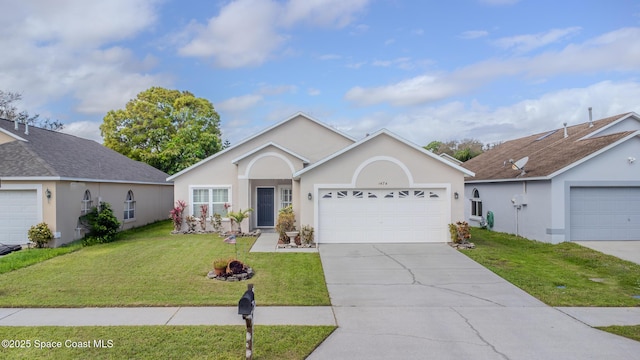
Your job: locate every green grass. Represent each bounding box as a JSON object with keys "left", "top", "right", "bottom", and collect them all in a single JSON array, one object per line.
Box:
[
  {"left": 0, "top": 325, "right": 336, "bottom": 360},
  {"left": 0, "top": 221, "right": 330, "bottom": 307},
  {"left": 0, "top": 243, "right": 83, "bottom": 274},
  {"left": 597, "top": 325, "right": 640, "bottom": 342},
  {"left": 461, "top": 228, "right": 640, "bottom": 307}
]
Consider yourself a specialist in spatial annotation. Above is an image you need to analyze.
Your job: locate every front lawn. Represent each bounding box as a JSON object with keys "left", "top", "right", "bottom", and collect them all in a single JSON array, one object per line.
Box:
[
  {"left": 0, "top": 325, "right": 335, "bottom": 360},
  {"left": 461, "top": 228, "right": 640, "bottom": 307},
  {"left": 0, "top": 221, "right": 330, "bottom": 307}
]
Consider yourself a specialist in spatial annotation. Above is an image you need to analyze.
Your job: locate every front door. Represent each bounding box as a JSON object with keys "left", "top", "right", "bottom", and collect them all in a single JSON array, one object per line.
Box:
[{"left": 256, "top": 187, "right": 275, "bottom": 227}]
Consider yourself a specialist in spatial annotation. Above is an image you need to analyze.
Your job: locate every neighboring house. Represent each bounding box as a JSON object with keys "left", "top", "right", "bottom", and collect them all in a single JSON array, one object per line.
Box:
[
  {"left": 168, "top": 113, "right": 474, "bottom": 243},
  {"left": 463, "top": 112, "right": 640, "bottom": 243},
  {"left": 0, "top": 119, "right": 174, "bottom": 247}
]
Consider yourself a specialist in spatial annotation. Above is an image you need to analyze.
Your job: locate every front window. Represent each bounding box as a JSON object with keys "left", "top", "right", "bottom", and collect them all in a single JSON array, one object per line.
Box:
[
  {"left": 81, "top": 190, "right": 92, "bottom": 215},
  {"left": 192, "top": 187, "right": 230, "bottom": 218},
  {"left": 124, "top": 190, "right": 135, "bottom": 220},
  {"left": 280, "top": 187, "right": 292, "bottom": 209},
  {"left": 471, "top": 188, "right": 482, "bottom": 217}
]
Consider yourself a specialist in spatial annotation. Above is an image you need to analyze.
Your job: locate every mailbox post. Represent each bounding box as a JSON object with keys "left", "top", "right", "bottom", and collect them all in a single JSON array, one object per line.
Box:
[{"left": 238, "top": 283, "right": 255, "bottom": 360}]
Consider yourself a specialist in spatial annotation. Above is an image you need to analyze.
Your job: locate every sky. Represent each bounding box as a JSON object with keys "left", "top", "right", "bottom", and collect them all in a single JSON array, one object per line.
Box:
[{"left": 1, "top": 0, "right": 640, "bottom": 148}]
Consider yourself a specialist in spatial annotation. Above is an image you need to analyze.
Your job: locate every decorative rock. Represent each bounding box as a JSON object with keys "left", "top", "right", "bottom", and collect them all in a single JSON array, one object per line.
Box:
[{"left": 209, "top": 267, "right": 254, "bottom": 281}]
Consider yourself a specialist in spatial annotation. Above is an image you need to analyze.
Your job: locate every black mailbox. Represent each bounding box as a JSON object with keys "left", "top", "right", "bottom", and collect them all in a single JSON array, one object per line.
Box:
[{"left": 238, "top": 287, "right": 255, "bottom": 316}]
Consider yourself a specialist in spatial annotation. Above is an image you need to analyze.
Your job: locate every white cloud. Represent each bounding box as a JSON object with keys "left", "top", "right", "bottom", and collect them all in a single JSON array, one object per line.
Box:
[
  {"left": 343, "top": 81, "right": 640, "bottom": 145},
  {"left": 0, "top": 0, "right": 168, "bottom": 116},
  {"left": 282, "top": 0, "right": 369, "bottom": 28},
  {"left": 308, "top": 88, "right": 321, "bottom": 96},
  {"left": 459, "top": 30, "right": 489, "bottom": 39},
  {"left": 217, "top": 94, "right": 264, "bottom": 112},
  {"left": 345, "top": 27, "right": 640, "bottom": 107},
  {"left": 493, "top": 27, "right": 582, "bottom": 53},
  {"left": 372, "top": 57, "right": 414, "bottom": 70},
  {"left": 319, "top": 54, "right": 342, "bottom": 60},
  {"left": 178, "top": 0, "right": 370, "bottom": 68},
  {"left": 60, "top": 121, "right": 104, "bottom": 143}
]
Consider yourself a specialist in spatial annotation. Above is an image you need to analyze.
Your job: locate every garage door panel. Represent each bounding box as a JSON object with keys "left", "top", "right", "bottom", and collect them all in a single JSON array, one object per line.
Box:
[
  {"left": 319, "top": 188, "right": 447, "bottom": 243},
  {"left": 0, "top": 190, "right": 39, "bottom": 245},
  {"left": 570, "top": 187, "right": 640, "bottom": 241}
]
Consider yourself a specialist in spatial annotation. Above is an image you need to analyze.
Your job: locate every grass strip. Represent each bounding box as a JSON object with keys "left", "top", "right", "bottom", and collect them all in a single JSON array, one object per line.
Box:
[
  {"left": 461, "top": 228, "right": 640, "bottom": 307},
  {"left": 0, "top": 325, "right": 335, "bottom": 360}
]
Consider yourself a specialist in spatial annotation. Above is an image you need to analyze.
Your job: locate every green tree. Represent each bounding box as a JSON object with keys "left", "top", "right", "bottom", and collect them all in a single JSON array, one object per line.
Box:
[
  {"left": 100, "top": 87, "right": 222, "bottom": 175},
  {"left": 424, "top": 138, "right": 484, "bottom": 161}
]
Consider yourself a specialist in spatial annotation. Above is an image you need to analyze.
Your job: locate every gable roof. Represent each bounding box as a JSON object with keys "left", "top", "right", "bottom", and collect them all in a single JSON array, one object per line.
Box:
[
  {"left": 231, "top": 142, "right": 310, "bottom": 164},
  {"left": 167, "top": 112, "right": 356, "bottom": 180},
  {"left": 0, "top": 118, "right": 171, "bottom": 184},
  {"left": 293, "top": 129, "right": 475, "bottom": 179},
  {"left": 463, "top": 112, "right": 640, "bottom": 182}
]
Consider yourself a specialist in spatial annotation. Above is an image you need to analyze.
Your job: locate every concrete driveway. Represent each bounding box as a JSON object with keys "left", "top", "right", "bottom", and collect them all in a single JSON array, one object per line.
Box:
[
  {"left": 308, "top": 243, "right": 640, "bottom": 360},
  {"left": 574, "top": 241, "right": 640, "bottom": 265}
]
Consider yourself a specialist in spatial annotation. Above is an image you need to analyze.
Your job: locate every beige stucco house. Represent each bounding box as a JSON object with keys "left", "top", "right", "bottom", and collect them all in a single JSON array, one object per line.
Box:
[
  {"left": 0, "top": 119, "right": 173, "bottom": 247},
  {"left": 168, "top": 113, "right": 474, "bottom": 243}
]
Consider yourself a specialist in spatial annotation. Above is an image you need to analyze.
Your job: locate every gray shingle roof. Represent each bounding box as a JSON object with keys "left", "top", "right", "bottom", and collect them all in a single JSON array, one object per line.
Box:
[
  {"left": 0, "top": 119, "right": 171, "bottom": 184},
  {"left": 463, "top": 113, "right": 636, "bottom": 181}
]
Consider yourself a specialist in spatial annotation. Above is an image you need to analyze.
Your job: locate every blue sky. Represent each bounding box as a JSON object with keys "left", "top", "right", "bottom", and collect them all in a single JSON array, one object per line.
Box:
[{"left": 2, "top": 0, "right": 640, "bottom": 147}]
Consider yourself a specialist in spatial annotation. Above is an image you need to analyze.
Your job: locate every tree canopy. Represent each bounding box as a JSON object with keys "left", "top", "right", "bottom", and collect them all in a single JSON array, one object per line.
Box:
[
  {"left": 100, "top": 87, "right": 222, "bottom": 175},
  {"left": 0, "top": 90, "right": 64, "bottom": 130},
  {"left": 423, "top": 138, "right": 484, "bottom": 162}
]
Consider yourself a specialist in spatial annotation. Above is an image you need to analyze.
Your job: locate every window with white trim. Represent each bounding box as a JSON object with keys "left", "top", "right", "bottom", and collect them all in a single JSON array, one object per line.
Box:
[
  {"left": 124, "top": 190, "right": 135, "bottom": 220},
  {"left": 280, "top": 187, "right": 292, "bottom": 209},
  {"left": 471, "top": 188, "right": 482, "bottom": 217},
  {"left": 192, "top": 187, "right": 230, "bottom": 218},
  {"left": 81, "top": 190, "right": 92, "bottom": 215}
]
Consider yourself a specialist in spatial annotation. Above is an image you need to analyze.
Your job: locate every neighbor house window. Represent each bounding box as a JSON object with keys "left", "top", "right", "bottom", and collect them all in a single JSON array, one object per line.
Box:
[
  {"left": 81, "top": 190, "right": 92, "bottom": 215},
  {"left": 471, "top": 188, "right": 482, "bottom": 217},
  {"left": 192, "top": 187, "right": 230, "bottom": 218},
  {"left": 124, "top": 190, "right": 135, "bottom": 220},
  {"left": 280, "top": 187, "right": 292, "bottom": 209}
]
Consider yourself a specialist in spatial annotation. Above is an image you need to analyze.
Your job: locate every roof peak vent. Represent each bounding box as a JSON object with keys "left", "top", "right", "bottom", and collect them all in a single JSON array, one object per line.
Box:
[{"left": 588, "top": 107, "right": 593, "bottom": 127}]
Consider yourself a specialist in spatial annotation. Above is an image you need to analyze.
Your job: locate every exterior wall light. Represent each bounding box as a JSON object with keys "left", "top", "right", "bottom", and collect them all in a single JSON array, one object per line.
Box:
[
  {"left": 308, "top": 192, "right": 312, "bottom": 200},
  {"left": 454, "top": 192, "right": 459, "bottom": 199},
  {"left": 45, "top": 188, "right": 52, "bottom": 199}
]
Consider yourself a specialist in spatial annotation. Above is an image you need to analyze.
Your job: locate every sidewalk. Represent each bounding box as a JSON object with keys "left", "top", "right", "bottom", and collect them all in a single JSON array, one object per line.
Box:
[
  {"left": 0, "top": 307, "right": 336, "bottom": 327},
  {"left": 0, "top": 234, "right": 638, "bottom": 329}
]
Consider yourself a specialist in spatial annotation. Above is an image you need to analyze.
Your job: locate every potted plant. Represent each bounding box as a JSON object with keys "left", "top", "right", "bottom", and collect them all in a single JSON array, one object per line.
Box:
[
  {"left": 213, "top": 258, "right": 229, "bottom": 276},
  {"left": 275, "top": 205, "right": 296, "bottom": 243},
  {"left": 28, "top": 222, "right": 54, "bottom": 248}
]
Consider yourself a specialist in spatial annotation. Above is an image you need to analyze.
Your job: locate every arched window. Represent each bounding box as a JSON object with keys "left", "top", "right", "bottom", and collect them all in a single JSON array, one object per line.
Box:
[
  {"left": 471, "top": 188, "right": 482, "bottom": 217},
  {"left": 81, "top": 190, "right": 92, "bottom": 215},
  {"left": 124, "top": 190, "right": 135, "bottom": 220}
]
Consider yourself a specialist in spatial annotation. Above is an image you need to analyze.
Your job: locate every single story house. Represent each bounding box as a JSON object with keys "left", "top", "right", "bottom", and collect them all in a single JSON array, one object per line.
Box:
[
  {"left": 168, "top": 112, "right": 474, "bottom": 243},
  {"left": 0, "top": 118, "right": 174, "bottom": 247},
  {"left": 463, "top": 112, "right": 640, "bottom": 243}
]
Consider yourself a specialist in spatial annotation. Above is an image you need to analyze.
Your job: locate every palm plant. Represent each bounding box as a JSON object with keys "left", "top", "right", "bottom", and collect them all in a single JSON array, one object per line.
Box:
[{"left": 227, "top": 208, "right": 253, "bottom": 233}]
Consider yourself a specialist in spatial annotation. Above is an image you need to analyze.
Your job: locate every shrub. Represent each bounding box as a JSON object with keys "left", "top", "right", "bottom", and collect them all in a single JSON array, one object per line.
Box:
[
  {"left": 199, "top": 205, "right": 208, "bottom": 231},
  {"left": 169, "top": 200, "right": 187, "bottom": 231},
  {"left": 27, "top": 222, "right": 54, "bottom": 248},
  {"left": 275, "top": 205, "right": 296, "bottom": 243},
  {"left": 81, "top": 202, "right": 121, "bottom": 246},
  {"left": 300, "top": 225, "right": 315, "bottom": 244},
  {"left": 213, "top": 258, "right": 229, "bottom": 270},
  {"left": 211, "top": 213, "right": 223, "bottom": 233},
  {"left": 450, "top": 221, "right": 471, "bottom": 244}
]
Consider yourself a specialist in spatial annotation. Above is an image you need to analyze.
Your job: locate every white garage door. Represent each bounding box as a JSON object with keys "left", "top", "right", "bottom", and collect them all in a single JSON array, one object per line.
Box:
[
  {"left": 0, "top": 190, "right": 39, "bottom": 245},
  {"left": 318, "top": 189, "right": 447, "bottom": 243},
  {"left": 570, "top": 187, "right": 640, "bottom": 241}
]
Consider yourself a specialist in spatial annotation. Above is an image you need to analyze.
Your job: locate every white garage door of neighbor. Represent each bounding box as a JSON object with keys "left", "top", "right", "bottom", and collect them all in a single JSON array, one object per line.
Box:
[
  {"left": 318, "top": 189, "right": 447, "bottom": 243},
  {"left": 0, "top": 190, "right": 39, "bottom": 245},
  {"left": 570, "top": 187, "right": 640, "bottom": 241}
]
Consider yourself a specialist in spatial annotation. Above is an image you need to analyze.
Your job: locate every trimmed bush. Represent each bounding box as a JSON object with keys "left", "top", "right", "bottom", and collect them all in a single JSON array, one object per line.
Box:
[
  {"left": 27, "top": 222, "right": 54, "bottom": 248},
  {"left": 81, "top": 202, "right": 121, "bottom": 246}
]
